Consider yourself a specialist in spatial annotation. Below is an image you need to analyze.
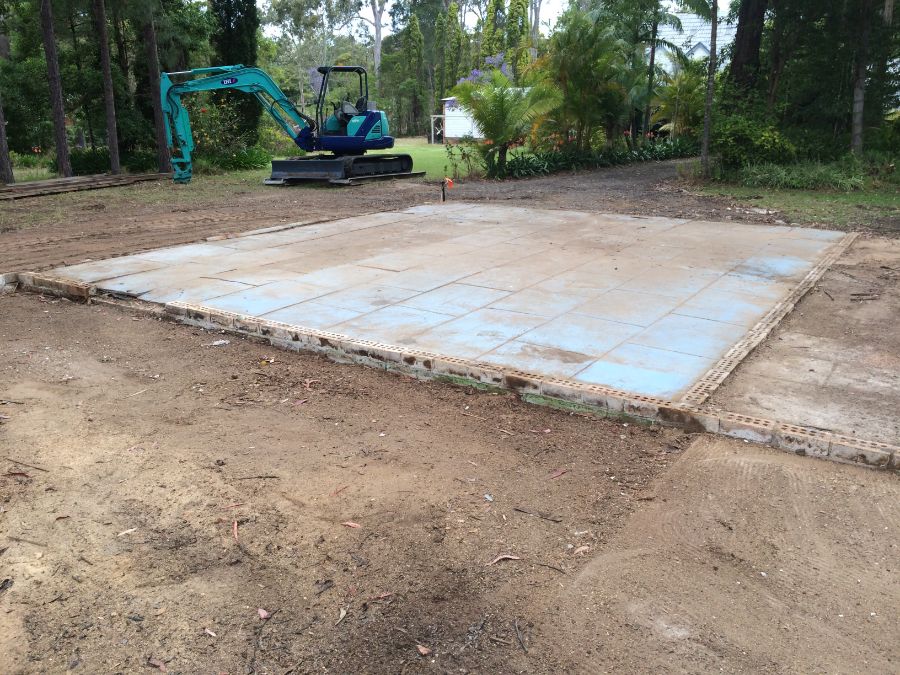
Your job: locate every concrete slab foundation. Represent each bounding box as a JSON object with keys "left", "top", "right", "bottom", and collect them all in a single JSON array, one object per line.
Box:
[
  {"left": 46, "top": 204, "right": 849, "bottom": 401},
  {"left": 19, "top": 204, "right": 892, "bottom": 469}
]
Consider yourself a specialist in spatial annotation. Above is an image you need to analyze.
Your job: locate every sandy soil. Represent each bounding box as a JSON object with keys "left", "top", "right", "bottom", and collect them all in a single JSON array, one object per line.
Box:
[{"left": 1, "top": 293, "right": 896, "bottom": 674}]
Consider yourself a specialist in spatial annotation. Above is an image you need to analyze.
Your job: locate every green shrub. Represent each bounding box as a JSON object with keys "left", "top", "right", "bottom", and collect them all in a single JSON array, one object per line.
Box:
[
  {"left": 57, "top": 147, "right": 163, "bottom": 175},
  {"left": 502, "top": 138, "right": 698, "bottom": 179},
  {"left": 736, "top": 160, "right": 865, "bottom": 191},
  {"left": 9, "top": 150, "right": 51, "bottom": 169},
  {"left": 194, "top": 146, "right": 271, "bottom": 173},
  {"left": 68, "top": 148, "right": 112, "bottom": 175},
  {"left": 714, "top": 115, "right": 797, "bottom": 168}
]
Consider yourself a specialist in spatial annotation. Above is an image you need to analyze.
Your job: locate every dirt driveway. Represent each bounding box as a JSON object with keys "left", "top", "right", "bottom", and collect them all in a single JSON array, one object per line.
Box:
[{"left": 1, "top": 292, "right": 897, "bottom": 673}]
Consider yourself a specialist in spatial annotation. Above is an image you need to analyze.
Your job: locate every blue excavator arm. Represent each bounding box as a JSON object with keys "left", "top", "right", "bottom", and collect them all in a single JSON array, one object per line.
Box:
[{"left": 160, "top": 65, "right": 316, "bottom": 183}]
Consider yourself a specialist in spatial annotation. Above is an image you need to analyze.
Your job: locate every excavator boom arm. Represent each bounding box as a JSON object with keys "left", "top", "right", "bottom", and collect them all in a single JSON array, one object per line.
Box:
[{"left": 161, "top": 65, "right": 315, "bottom": 183}]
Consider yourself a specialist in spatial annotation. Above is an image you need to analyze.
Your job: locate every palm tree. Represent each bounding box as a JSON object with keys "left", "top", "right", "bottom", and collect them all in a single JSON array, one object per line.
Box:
[
  {"left": 653, "top": 60, "right": 706, "bottom": 138},
  {"left": 453, "top": 69, "right": 556, "bottom": 176},
  {"left": 642, "top": 5, "right": 682, "bottom": 137},
  {"left": 548, "top": 12, "right": 629, "bottom": 151}
]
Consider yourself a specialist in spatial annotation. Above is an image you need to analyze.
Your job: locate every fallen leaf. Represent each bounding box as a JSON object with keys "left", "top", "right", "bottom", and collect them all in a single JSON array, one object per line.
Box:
[
  {"left": 204, "top": 627, "right": 217, "bottom": 638},
  {"left": 294, "top": 399, "right": 309, "bottom": 406},
  {"left": 116, "top": 527, "right": 137, "bottom": 537},
  {"left": 257, "top": 608, "right": 271, "bottom": 620},
  {"left": 573, "top": 545, "right": 590, "bottom": 556},
  {"left": 529, "top": 428, "right": 552, "bottom": 434},
  {"left": 370, "top": 592, "right": 393, "bottom": 601},
  {"left": 54, "top": 515, "right": 70, "bottom": 521},
  {"left": 341, "top": 521, "right": 361, "bottom": 528},
  {"left": 232, "top": 520, "right": 239, "bottom": 542},
  {"left": 335, "top": 607, "right": 347, "bottom": 625},
  {"left": 549, "top": 468, "right": 567, "bottom": 479},
  {"left": 486, "top": 554, "right": 522, "bottom": 566},
  {"left": 147, "top": 656, "right": 167, "bottom": 672},
  {"left": 416, "top": 644, "right": 432, "bottom": 656}
]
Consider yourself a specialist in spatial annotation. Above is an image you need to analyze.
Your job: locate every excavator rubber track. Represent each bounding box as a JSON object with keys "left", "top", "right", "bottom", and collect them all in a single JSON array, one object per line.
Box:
[{"left": 265, "top": 153, "right": 425, "bottom": 186}]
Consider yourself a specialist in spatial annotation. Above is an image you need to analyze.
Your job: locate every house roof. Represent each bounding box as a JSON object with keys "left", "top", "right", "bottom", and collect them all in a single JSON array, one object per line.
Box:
[{"left": 657, "top": 12, "right": 738, "bottom": 59}]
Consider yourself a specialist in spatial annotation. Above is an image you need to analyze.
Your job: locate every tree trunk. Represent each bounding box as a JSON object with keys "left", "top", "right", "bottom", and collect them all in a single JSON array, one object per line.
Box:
[
  {"left": 497, "top": 144, "right": 508, "bottom": 175},
  {"left": 529, "top": 0, "right": 542, "bottom": 60},
  {"left": 40, "top": 0, "right": 72, "bottom": 177},
  {"left": 68, "top": 11, "right": 96, "bottom": 149},
  {"left": 729, "top": 0, "right": 768, "bottom": 93},
  {"left": 93, "top": 0, "right": 121, "bottom": 173},
  {"left": 142, "top": 16, "right": 170, "bottom": 173},
  {"left": 700, "top": 0, "right": 717, "bottom": 178},
  {"left": 0, "top": 26, "right": 12, "bottom": 184},
  {"left": 850, "top": 0, "right": 873, "bottom": 155},
  {"left": 369, "top": 0, "right": 385, "bottom": 94},
  {"left": 111, "top": 4, "right": 130, "bottom": 91},
  {"left": 0, "top": 87, "right": 14, "bottom": 184},
  {"left": 643, "top": 17, "right": 658, "bottom": 141}
]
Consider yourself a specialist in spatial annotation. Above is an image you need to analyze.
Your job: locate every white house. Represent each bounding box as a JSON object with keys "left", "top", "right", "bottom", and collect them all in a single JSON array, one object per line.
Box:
[
  {"left": 433, "top": 97, "right": 484, "bottom": 143},
  {"left": 656, "top": 13, "right": 738, "bottom": 71}
]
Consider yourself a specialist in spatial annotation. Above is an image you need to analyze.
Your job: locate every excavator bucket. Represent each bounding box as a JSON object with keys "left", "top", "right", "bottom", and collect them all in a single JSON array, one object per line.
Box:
[{"left": 265, "top": 154, "right": 424, "bottom": 186}]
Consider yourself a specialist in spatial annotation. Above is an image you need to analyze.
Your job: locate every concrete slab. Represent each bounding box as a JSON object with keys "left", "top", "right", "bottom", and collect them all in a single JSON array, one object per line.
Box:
[{"left": 48, "top": 204, "right": 847, "bottom": 402}]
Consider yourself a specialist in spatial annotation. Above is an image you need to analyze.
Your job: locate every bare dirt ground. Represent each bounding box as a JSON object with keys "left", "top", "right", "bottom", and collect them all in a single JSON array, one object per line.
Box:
[
  {"left": 1, "top": 293, "right": 897, "bottom": 674},
  {"left": 2, "top": 162, "right": 899, "bottom": 673}
]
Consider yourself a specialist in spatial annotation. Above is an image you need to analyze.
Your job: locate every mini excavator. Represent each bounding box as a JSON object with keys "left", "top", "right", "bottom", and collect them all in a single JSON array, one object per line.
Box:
[{"left": 160, "top": 64, "right": 424, "bottom": 185}]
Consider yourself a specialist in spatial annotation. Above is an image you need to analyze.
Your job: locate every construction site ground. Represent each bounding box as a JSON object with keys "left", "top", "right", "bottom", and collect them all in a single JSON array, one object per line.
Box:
[{"left": 1, "top": 161, "right": 898, "bottom": 673}]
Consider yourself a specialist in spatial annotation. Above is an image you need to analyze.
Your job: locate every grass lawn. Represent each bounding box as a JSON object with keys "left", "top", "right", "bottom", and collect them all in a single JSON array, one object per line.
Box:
[
  {"left": 702, "top": 182, "right": 900, "bottom": 233},
  {"left": 374, "top": 137, "right": 457, "bottom": 179}
]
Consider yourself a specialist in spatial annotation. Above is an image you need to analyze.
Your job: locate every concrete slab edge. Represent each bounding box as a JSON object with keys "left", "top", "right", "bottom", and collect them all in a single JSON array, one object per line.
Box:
[
  {"left": 0, "top": 272, "right": 18, "bottom": 293},
  {"left": 12, "top": 274, "right": 897, "bottom": 472},
  {"left": 681, "top": 231, "right": 859, "bottom": 405},
  {"left": 204, "top": 216, "right": 335, "bottom": 241}
]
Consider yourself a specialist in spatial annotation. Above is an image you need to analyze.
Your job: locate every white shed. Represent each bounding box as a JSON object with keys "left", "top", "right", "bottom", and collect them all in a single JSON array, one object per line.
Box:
[{"left": 441, "top": 97, "right": 483, "bottom": 142}]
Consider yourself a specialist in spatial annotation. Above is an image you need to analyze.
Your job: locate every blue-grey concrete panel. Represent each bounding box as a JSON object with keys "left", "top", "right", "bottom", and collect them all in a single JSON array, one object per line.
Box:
[
  {"left": 572, "top": 289, "right": 684, "bottom": 327},
  {"left": 517, "top": 313, "right": 643, "bottom": 356},
  {"left": 263, "top": 300, "right": 364, "bottom": 329},
  {"left": 141, "top": 279, "right": 252, "bottom": 304},
  {"left": 204, "top": 280, "right": 331, "bottom": 315},
  {"left": 481, "top": 340, "right": 597, "bottom": 377},
  {"left": 673, "top": 288, "right": 774, "bottom": 326},
  {"left": 411, "top": 308, "right": 546, "bottom": 358},
  {"left": 401, "top": 283, "right": 509, "bottom": 316},
  {"left": 334, "top": 305, "right": 453, "bottom": 344},
  {"left": 575, "top": 343, "right": 715, "bottom": 399},
  {"left": 629, "top": 314, "right": 749, "bottom": 359}
]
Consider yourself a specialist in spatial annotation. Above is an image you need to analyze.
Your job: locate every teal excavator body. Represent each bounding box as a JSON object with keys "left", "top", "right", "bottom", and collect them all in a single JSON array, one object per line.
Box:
[{"left": 160, "top": 64, "right": 421, "bottom": 184}]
